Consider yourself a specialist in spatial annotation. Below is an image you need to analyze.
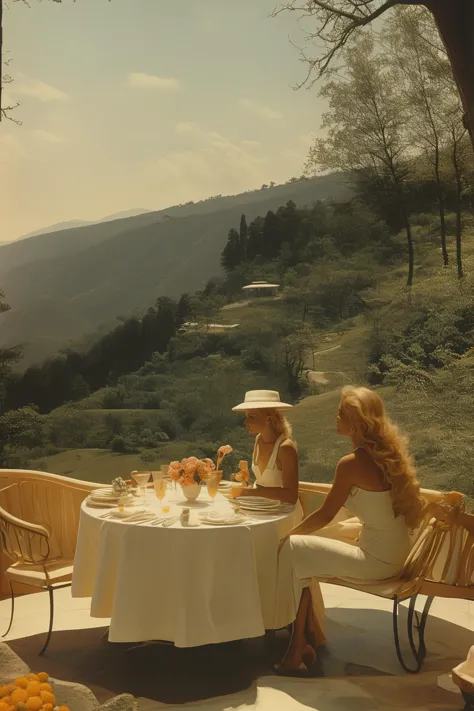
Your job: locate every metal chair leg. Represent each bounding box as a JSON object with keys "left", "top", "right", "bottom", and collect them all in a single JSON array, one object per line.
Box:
[
  {"left": 39, "top": 587, "right": 54, "bottom": 656},
  {"left": 392, "top": 595, "right": 434, "bottom": 674},
  {"left": 2, "top": 581, "right": 14, "bottom": 638},
  {"left": 462, "top": 690, "right": 474, "bottom": 710}
]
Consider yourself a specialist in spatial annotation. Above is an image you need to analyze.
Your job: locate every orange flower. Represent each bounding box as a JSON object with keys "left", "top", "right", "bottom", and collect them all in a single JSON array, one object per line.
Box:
[
  {"left": 218, "top": 445, "right": 233, "bottom": 456},
  {"left": 196, "top": 459, "right": 214, "bottom": 478}
]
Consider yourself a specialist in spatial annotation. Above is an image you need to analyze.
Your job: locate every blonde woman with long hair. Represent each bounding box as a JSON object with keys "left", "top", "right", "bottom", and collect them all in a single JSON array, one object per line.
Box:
[
  {"left": 276, "top": 386, "right": 425, "bottom": 676},
  {"left": 231, "top": 390, "right": 300, "bottom": 506}
]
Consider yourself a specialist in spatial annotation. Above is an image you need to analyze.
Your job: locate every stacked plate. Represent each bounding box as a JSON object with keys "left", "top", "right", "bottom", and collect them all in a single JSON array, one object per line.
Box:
[
  {"left": 86, "top": 487, "right": 136, "bottom": 509},
  {"left": 199, "top": 511, "right": 248, "bottom": 526},
  {"left": 234, "top": 496, "right": 293, "bottom": 516}
]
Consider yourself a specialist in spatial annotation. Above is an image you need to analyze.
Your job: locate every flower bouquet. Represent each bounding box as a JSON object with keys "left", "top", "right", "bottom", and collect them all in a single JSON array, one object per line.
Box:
[
  {"left": 168, "top": 446, "right": 233, "bottom": 502},
  {"left": 168, "top": 457, "right": 215, "bottom": 501}
]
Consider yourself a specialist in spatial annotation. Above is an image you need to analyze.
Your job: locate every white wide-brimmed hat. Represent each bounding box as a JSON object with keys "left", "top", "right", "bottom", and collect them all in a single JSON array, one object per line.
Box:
[{"left": 232, "top": 390, "right": 292, "bottom": 412}]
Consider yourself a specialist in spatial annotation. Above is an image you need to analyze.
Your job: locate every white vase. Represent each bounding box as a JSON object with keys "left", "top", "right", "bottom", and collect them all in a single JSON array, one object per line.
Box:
[{"left": 181, "top": 483, "right": 200, "bottom": 502}]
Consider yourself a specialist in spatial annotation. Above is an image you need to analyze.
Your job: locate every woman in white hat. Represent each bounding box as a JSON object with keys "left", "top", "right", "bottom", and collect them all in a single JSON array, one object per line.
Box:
[
  {"left": 231, "top": 390, "right": 300, "bottom": 505},
  {"left": 232, "top": 389, "right": 326, "bottom": 663},
  {"left": 232, "top": 390, "right": 298, "bottom": 504}
]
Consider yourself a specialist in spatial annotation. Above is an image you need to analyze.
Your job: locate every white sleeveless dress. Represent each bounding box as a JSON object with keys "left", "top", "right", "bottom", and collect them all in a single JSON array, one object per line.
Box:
[
  {"left": 290, "top": 486, "right": 412, "bottom": 582},
  {"left": 252, "top": 434, "right": 288, "bottom": 488},
  {"left": 252, "top": 435, "right": 303, "bottom": 518}
]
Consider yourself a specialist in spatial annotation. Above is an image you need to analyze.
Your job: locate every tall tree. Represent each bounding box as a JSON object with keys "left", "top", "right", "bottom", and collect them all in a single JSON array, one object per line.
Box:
[
  {"left": 238, "top": 214, "right": 248, "bottom": 262},
  {"left": 273, "top": 0, "right": 474, "bottom": 153},
  {"left": 0, "top": 290, "right": 22, "bottom": 411},
  {"left": 445, "top": 107, "right": 469, "bottom": 279},
  {"left": 221, "top": 228, "right": 241, "bottom": 273},
  {"left": 385, "top": 7, "right": 455, "bottom": 267},
  {"left": 308, "top": 34, "right": 416, "bottom": 286}
]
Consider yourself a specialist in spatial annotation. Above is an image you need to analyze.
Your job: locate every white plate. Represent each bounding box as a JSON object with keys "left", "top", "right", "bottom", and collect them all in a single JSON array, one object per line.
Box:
[
  {"left": 86, "top": 496, "right": 136, "bottom": 509},
  {"left": 90, "top": 495, "right": 134, "bottom": 504},
  {"left": 85, "top": 499, "right": 117, "bottom": 509},
  {"left": 200, "top": 515, "right": 247, "bottom": 526},
  {"left": 235, "top": 498, "right": 280, "bottom": 508}
]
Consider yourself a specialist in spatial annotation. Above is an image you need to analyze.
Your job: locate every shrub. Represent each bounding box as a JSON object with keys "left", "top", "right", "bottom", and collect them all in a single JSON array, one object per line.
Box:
[{"left": 110, "top": 435, "right": 126, "bottom": 453}]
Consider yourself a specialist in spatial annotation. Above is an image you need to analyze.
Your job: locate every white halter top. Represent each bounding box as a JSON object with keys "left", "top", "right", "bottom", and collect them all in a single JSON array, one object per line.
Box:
[{"left": 252, "top": 434, "right": 286, "bottom": 488}]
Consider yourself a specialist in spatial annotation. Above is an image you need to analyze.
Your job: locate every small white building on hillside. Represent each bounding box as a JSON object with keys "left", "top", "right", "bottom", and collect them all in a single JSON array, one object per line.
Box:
[{"left": 242, "top": 281, "right": 280, "bottom": 298}]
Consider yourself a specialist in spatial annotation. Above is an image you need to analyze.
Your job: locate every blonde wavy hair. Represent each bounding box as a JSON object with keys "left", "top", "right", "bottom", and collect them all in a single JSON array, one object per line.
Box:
[
  {"left": 340, "top": 386, "right": 424, "bottom": 529},
  {"left": 260, "top": 408, "right": 293, "bottom": 440}
]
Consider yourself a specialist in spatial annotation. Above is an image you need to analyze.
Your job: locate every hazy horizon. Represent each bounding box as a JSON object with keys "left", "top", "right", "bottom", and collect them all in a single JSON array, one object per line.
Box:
[{"left": 1, "top": 0, "right": 325, "bottom": 240}]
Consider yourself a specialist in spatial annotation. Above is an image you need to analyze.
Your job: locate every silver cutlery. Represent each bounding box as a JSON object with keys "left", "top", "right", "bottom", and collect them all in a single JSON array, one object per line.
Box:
[
  {"left": 138, "top": 515, "right": 167, "bottom": 526},
  {"left": 161, "top": 516, "right": 180, "bottom": 528}
]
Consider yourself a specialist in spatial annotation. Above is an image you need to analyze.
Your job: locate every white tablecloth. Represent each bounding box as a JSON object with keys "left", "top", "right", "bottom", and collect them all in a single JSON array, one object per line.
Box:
[{"left": 72, "top": 488, "right": 301, "bottom": 647}]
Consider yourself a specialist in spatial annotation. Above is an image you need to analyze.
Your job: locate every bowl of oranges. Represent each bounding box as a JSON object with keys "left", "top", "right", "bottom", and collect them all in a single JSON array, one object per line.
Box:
[{"left": 0, "top": 673, "right": 70, "bottom": 711}]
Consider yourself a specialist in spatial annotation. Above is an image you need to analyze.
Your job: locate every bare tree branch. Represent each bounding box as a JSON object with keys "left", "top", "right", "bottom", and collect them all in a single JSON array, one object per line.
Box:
[{"left": 0, "top": 0, "right": 74, "bottom": 123}]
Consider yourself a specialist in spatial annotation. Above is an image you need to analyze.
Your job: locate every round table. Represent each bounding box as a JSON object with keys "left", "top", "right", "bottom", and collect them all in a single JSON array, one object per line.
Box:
[{"left": 72, "top": 486, "right": 301, "bottom": 647}]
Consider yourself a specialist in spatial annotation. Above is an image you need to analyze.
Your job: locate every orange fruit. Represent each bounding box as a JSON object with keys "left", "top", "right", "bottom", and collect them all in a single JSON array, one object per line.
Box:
[
  {"left": 57, "top": 706, "right": 70, "bottom": 711},
  {"left": 0, "top": 701, "right": 10, "bottom": 711},
  {"left": 13, "top": 680, "right": 28, "bottom": 690},
  {"left": 0, "top": 688, "right": 12, "bottom": 700},
  {"left": 24, "top": 678, "right": 38, "bottom": 684},
  {"left": 35, "top": 676, "right": 48, "bottom": 685},
  {"left": 25, "top": 685, "right": 41, "bottom": 699},
  {"left": 15, "top": 703, "right": 28, "bottom": 711},
  {"left": 38, "top": 685, "right": 51, "bottom": 694},
  {"left": 42, "top": 704, "right": 53, "bottom": 711},
  {"left": 39, "top": 693, "right": 54, "bottom": 706},
  {"left": 10, "top": 690, "right": 27, "bottom": 705},
  {"left": 25, "top": 697, "right": 42, "bottom": 711}
]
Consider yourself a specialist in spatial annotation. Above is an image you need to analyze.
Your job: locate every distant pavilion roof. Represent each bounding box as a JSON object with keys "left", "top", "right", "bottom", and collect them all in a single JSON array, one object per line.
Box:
[{"left": 242, "top": 281, "right": 280, "bottom": 290}]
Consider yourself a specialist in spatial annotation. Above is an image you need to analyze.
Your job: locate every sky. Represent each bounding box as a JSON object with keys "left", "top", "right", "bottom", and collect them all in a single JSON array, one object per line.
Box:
[{"left": 1, "top": 0, "right": 326, "bottom": 239}]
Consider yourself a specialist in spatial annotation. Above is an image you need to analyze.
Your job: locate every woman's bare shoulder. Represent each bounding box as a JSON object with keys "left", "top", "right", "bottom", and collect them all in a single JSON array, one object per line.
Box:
[
  {"left": 280, "top": 438, "right": 297, "bottom": 451},
  {"left": 337, "top": 452, "right": 357, "bottom": 469}
]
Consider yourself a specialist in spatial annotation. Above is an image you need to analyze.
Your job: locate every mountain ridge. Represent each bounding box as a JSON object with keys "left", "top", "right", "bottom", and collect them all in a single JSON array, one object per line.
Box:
[
  {"left": 0, "top": 174, "right": 351, "bottom": 365},
  {"left": 19, "top": 208, "right": 152, "bottom": 241}
]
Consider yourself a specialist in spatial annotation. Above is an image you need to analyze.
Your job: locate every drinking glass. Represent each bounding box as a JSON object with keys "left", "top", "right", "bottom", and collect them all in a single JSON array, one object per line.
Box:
[
  {"left": 152, "top": 471, "right": 168, "bottom": 512},
  {"left": 206, "top": 471, "right": 222, "bottom": 511},
  {"left": 132, "top": 471, "right": 150, "bottom": 498},
  {"left": 239, "top": 460, "right": 249, "bottom": 483}
]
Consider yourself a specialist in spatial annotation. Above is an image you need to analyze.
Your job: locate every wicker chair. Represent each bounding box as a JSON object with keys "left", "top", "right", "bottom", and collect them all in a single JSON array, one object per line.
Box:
[
  {"left": 298, "top": 482, "right": 471, "bottom": 673},
  {"left": 0, "top": 483, "right": 76, "bottom": 654},
  {"left": 0, "top": 470, "right": 101, "bottom": 597}
]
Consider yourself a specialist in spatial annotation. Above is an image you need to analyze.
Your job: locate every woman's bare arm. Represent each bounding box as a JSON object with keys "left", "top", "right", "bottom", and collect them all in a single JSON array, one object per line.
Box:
[{"left": 286, "top": 456, "right": 355, "bottom": 536}]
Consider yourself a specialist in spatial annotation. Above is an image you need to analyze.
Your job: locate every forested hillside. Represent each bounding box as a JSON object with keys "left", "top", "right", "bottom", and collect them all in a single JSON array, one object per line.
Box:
[{"left": 0, "top": 175, "right": 349, "bottom": 365}]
